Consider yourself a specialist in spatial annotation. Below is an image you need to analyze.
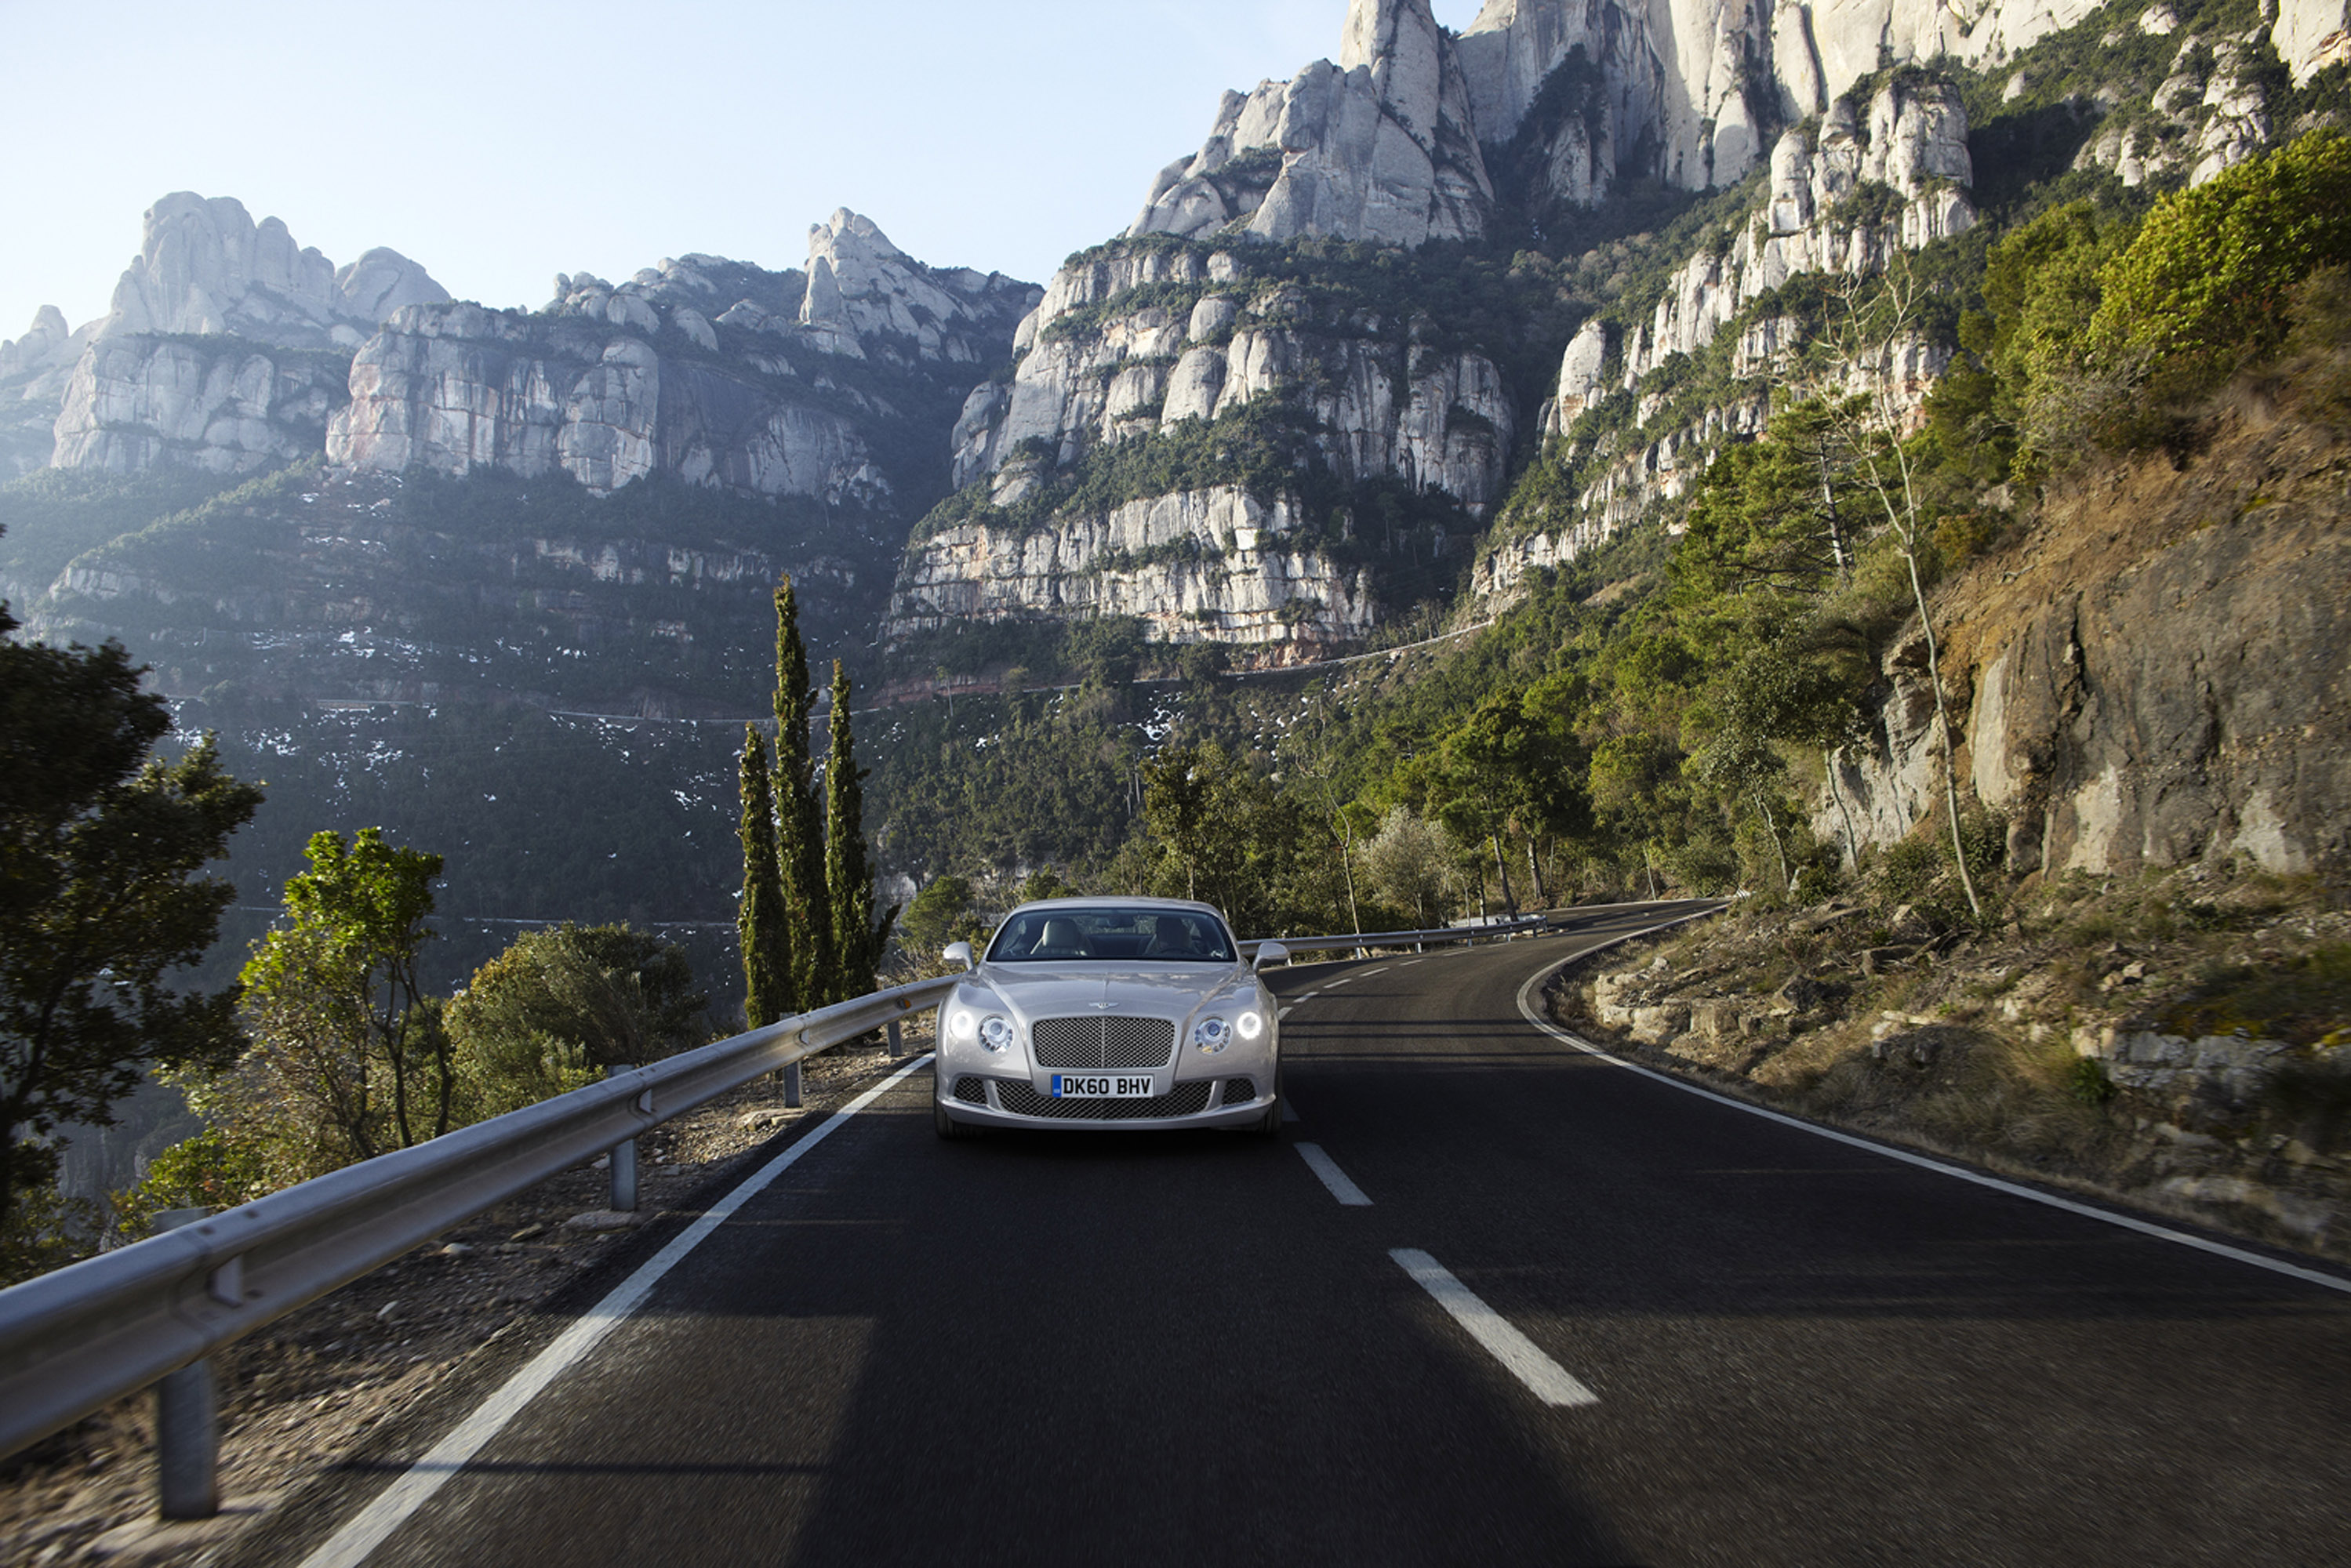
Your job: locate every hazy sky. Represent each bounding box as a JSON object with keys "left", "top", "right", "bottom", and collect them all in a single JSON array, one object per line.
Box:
[{"left": 0, "top": 0, "right": 1488, "bottom": 343}]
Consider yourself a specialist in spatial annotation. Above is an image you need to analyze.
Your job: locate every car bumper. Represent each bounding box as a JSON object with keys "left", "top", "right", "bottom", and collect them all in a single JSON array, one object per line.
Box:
[{"left": 937, "top": 1070, "right": 1274, "bottom": 1131}]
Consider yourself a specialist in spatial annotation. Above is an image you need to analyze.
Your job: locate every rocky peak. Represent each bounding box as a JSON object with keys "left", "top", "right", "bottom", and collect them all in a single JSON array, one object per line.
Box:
[
  {"left": 1130, "top": 0, "right": 1492, "bottom": 249},
  {"left": 100, "top": 191, "right": 448, "bottom": 350},
  {"left": 798, "top": 209, "right": 1036, "bottom": 363},
  {"left": 0, "top": 305, "right": 78, "bottom": 379},
  {"left": 2276, "top": 0, "right": 2351, "bottom": 84}
]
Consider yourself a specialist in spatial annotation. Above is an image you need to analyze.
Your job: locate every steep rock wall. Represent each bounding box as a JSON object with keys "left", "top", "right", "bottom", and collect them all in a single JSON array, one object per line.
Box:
[
  {"left": 888, "top": 487, "right": 1375, "bottom": 652},
  {"left": 330, "top": 213, "right": 1035, "bottom": 504},
  {"left": 46, "top": 193, "right": 447, "bottom": 474},
  {"left": 1821, "top": 405, "right": 2351, "bottom": 881}
]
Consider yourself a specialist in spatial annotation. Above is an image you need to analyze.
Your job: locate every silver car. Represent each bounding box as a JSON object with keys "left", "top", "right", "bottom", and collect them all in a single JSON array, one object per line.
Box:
[{"left": 932, "top": 897, "right": 1288, "bottom": 1138}]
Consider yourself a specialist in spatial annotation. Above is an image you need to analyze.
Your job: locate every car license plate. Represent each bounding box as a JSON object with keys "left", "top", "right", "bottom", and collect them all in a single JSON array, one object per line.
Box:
[{"left": 1051, "top": 1074, "right": 1155, "bottom": 1098}]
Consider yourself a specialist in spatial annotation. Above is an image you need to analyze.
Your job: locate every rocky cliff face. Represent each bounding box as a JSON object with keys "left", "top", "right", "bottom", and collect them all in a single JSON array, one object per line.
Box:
[
  {"left": 1132, "top": 0, "right": 1495, "bottom": 249},
  {"left": 1819, "top": 401, "right": 2350, "bottom": 882},
  {"left": 888, "top": 487, "right": 1377, "bottom": 652},
  {"left": 329, "top": 213, "right": 1035, "bottom": 506},
  {"left": 1475, "top": 74, "right": 1973, "bottom": 597},
  {"left": 45, "top": 194, "right": 449, "bottom": 475},
  {"left": 0, "top": 307, "right": 94, "bottom": 474},
  {"left": 97, "top": 193, "right": 445, "bottom": 350}
]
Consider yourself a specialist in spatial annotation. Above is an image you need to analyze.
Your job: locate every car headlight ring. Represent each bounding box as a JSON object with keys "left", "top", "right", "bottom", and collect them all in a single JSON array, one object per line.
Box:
[
  {"left": 1234, "top": 1010, "right": 1264, "bottom": 1041},
  {"left": 947, "top": 1007, "right": 977, "bottom": 1041},
  {"left": 979, "top": 1014, "right": 1014, "bottom": 1053},
  {"left": 1193, "top": 1016, "right": 1233, "bottom": 1054}
]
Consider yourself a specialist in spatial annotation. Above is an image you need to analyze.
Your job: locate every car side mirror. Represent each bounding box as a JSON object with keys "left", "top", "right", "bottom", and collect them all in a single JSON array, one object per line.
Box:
[
  {"left": 1253, "top": 942, "right": 1288, "bottom": 971},
  {"left": 943, "top": 941, "right": 974, "bottom": 971}
]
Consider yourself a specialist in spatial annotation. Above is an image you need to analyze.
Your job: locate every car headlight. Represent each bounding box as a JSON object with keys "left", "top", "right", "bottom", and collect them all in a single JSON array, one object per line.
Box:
[
  {"left": 1234, "top": 1010, "right": 1264, "bottom": 1041},
  {"left": 1193, "top": 1016, "right": 1233, "bottom": 1054},
  {"left": 979, "top": 1015, "right": 1014, "bottom": 1053},
  {"left": 947, "top": 1007, "right": 978, "bottom": 1042}
]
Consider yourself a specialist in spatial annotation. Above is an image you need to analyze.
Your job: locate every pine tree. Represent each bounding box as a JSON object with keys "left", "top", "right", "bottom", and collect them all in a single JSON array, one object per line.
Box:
[
  {"left": 736, "top": 725, "right": 790, "bottom": 1029},
  {"left": 823, "top": 659, "right": 896, "bottom": 1003},
  {"left": 771, "top": 578, "right": 833, "bottom": 1011}
]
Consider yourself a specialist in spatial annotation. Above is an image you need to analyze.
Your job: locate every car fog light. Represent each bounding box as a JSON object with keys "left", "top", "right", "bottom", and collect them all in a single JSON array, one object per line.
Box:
[
  {"left": 1193, "top": 1016, "right": 1232, "bottom": 1054},
  {"left": 1234, "top": 1010, "right": 1264, "bottom": 1040},
  {"left": 979, "top": 1015, "right": 1013, "bottom": 1052},
  {"left": 947, "top": 1007, "right": 977, "bottom": 1042}
]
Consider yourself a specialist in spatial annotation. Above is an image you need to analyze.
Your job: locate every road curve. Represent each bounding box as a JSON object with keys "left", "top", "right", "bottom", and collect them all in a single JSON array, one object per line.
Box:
[{"left": 251, "top": 905, "right": 2351, "bottom": 1567}]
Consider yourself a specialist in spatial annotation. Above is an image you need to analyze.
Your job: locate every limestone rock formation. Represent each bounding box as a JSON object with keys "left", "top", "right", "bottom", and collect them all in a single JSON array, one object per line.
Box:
[
  {"left": 52, "top": 334, "right": 348, "bottom": 475},
  {"left": 951, "top": 245, "right": 1516, "bottom": 517},
  {"left": 332, "top": 215, "right": 1034, "bottom": 504},
  {"left": 1, "top": 306, "right": 96, "bottom": 474},
  {"left": 1821, "top": 415, "right": 2350, "bottom": 881},
  {"left": 2073, "top": 27, "right": 2277, "bottom": 190},
  {"left": 47, "top": 194, "right": 449, "bottom": 474},
  {"left": 888, "top": 487, "right": 1376, "bottom": 652},
  {"left": 1131, "top": 0, "right": 1494, "bottom": 248},
  {"left": 2275, "top": 0, "right": 2351, "bottom": 84},
  {"left": 97, "top": 192, "right": 446, "bottom": 350}
]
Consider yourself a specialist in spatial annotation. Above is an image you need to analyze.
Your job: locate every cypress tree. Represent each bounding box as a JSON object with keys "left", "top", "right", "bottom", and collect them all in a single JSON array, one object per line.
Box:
[
  {"left": 736, "top": 725, "right": 790, "bottom": 1029},
  {"left": 823, "top": 659, "right": 896, "bottom": 1003},
  {"left": 771, "top": 577, "right": 833, "bottom": 1011}
]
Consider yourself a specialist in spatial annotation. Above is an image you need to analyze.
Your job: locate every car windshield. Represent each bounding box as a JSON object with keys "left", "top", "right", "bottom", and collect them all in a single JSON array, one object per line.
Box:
[{"left": 986, "top": 907, "right": 1236, "bottom": 964}]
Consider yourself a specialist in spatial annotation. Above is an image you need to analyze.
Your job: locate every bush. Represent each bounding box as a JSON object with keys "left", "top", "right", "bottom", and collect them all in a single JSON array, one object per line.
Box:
[{"left": 2090, "top": 129, "right": 2351, "bottom": 412}]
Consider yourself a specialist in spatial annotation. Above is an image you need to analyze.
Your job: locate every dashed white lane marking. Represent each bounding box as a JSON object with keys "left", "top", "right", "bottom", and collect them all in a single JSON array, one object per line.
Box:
[
  {"left": 1294, "top": 1142, "right": 1372, "bottom": 1206},
  {"left": 1511, "top": 961, "right": 2351, "bottom": 1300},
  {"left": 1390, "top": 1249, "right": 1599, "bottom": 1409},
  {"left": 1277, "top": 1005, "right": 1295, "bottom": 1019},
  {"left": 1361, "top": 967, "right": 1389, "bottom": 977},
  {"left": 1325, "top": 976, "right": 1357, "bottom": 986},
  {"left": 1397, "top": 957, "right": 1426, "bottom": 967},
  {"left": 1295, "top": 992, "right": 1320, "bottom": 1002},
  {"left": 297, "top": 1056, "right": 935, "bottom": 1568}
]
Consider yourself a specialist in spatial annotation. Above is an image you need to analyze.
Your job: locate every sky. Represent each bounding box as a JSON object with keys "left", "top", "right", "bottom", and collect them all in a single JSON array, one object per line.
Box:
[{"left": 0, "top": 0, "right": 1490, "bottom": 343}]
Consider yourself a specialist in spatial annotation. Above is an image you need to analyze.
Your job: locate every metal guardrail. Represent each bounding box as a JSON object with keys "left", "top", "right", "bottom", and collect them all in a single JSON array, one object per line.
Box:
[
  {"left": 0, "top": 900, "right": 1691, "bottom": 1494},
  {"left": 0, "top": 975, "right": 956, "bottom": 1466}
]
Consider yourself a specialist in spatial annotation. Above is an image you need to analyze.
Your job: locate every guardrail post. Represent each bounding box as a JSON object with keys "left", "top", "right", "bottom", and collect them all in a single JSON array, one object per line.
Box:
[
  {"left": 783, "top": 1060, "right": 802, "bottom": 1109},
  {"left": 605, "top": 1065, "right": 638, "bottom": 1213},
  {"left": 151, "top": 1207, "right": 217, "bottom": 1521},
  {"left": 888, "top": 1018, "right": 904, "bottom": 1058}
]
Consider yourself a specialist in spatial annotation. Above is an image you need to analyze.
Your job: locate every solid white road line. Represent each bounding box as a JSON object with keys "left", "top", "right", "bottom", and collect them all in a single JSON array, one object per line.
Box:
[
  {"left": 1390, "top": 1248, "right": 1599, "bottom": 1408},
  {"left": 1512, "top": 961, "right": 2351, "bottom": 1300},
  {"left": 297, "top": 1056, "right": 936, "bottom": 1568},
  {"left": 1294, "top": 1142, "right": 1372, "bottom": 1206}
]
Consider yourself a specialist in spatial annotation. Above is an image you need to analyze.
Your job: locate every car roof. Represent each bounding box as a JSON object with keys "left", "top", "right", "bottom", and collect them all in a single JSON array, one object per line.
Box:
[{"left": 1002, "top": 896, "right": 1229, "bottom": 920}]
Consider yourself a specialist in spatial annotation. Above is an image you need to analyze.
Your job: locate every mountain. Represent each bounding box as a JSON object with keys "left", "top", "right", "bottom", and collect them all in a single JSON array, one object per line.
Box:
[{"left": 0, "top": 0, "right": 2344, "bottom": 977}]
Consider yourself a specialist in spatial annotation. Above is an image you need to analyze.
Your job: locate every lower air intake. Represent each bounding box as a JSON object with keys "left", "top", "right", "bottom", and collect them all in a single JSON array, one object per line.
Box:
[{"left": 995, "top": 1080, "right": 1215, "bottom": 1120}]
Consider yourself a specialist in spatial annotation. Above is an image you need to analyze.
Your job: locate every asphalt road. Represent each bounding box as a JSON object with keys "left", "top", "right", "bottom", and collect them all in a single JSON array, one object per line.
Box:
[{"left": 274, "top": 902, "right": 2351, "bottom": 1566}]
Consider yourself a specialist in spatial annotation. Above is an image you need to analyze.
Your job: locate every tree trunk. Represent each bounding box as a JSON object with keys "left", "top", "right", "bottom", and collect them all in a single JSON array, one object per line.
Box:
[
  {"left": 1753, "top": 792, "right": 1792, "bottom": 895},
  {"left": 1491, "top": 833, "right": 1518, "bottom": 918},
  {"left": 1823, "top": 748, "right": 1862, "bottom": 871},
  {"left": 1527, "top": 837, "right": 1550, "bottom": 907}
]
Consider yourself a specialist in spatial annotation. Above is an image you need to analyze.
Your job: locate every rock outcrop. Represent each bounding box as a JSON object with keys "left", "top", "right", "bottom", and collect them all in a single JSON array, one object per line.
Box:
[
  {"left": 2275, "top": 0, "right": 2351, "bottom": 85},
  {"left": 1822, "top": 404, "right": 2351, "bottom": 881},
  {"left": 1132, "top": 0, "right": 1493, "bottom": 249},
  {"left": 2073, "top": 24, "right": 2279, "bottom": 191},
  {"left": 47, "top": 194, "right": 449, "bottom": 474},
  {"left": 330, "top": 213, "right": 1035, "bottom": 503},
  {"left": 888, "top": 487, "right": 1376, "bottom": 652},
  {"left": 1479, "top": 75, "right": 1972, "bottom": 597},
  {"left": 51, "top": 335, "right": 350, "bottom": 475},
  {"left": 1, "top": 306, "right": 96, "bottom": 474},
  {"left": 942, "top": 239, "right": 1517, "bottom": 528},
  {"left": 96, "top": 192, "right": 446, "bottom": 350}
]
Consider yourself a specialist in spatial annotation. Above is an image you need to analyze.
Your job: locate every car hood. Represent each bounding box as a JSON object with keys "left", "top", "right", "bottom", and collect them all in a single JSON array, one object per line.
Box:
[{"left": 968, "top": 964, "right": 1249, "bottom": 1024}]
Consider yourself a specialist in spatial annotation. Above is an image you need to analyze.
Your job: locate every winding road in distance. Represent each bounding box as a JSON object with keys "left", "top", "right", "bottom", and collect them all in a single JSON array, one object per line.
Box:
[{"left": 243, "top": 902, "right": 2351, "bottom": 1567}]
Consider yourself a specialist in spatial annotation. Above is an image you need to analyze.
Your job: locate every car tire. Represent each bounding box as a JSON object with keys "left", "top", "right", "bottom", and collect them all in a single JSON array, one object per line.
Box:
[
  {"left": 1252, "top": 1067, "right": 1283, "bottom": 1137},
  {"left": 933, "top": 1073, "right": 982, "bottom": 1140}
]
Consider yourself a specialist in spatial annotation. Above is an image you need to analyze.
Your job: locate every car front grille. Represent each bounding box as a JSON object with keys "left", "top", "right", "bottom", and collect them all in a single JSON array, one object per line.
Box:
[
  {"left": 1030, "top": 1015, "right": 1178, "bottom": 1070},
  {"left": 1222, "top": 1076, "right": 1257, "bottom": 1106},
  {"left": 952, "top": 1075, "right": 989, "bottom": 1105},
  {"left": 995, "top": 1080, "right": 1215, "bottom": 1120}
]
